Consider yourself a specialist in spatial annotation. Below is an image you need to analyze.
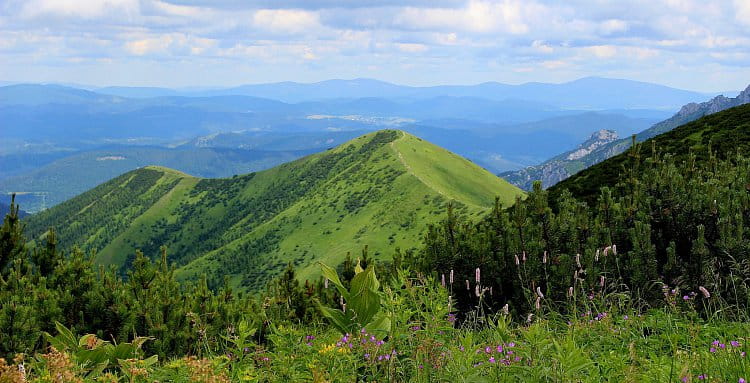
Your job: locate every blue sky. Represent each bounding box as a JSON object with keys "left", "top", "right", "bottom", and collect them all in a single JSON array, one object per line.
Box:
[{"left": 1, "top": 0, "right": 748, "bottom": 91}]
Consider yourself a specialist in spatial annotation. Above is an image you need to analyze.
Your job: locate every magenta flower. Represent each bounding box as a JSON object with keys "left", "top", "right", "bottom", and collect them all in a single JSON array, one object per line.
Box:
[
  {"left": 731, "top": 341, "right": 741, "bottom": 347},
  {"left": 488, "top": 357, "right": 496, "bottom": 363}
]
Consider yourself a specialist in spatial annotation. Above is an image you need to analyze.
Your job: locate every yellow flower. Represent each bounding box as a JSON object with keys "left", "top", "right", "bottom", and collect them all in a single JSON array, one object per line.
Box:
[{"left": 319, "top": 344, "right": 336, "bottom": 354}]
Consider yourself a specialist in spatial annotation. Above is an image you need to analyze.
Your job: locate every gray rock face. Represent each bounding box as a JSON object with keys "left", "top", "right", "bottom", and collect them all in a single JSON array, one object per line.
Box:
[
  {"left": 499, "top": 129, "right": 618, "bottom": 190},
  {"left": 500, "top": 84, "right": 750, "bottom": 191}
]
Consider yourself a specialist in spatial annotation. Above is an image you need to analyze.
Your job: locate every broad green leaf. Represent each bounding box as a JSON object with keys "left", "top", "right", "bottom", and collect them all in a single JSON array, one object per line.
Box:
[
  {"left": 365, "top": 311, "right": 391, "bottom": 336},
  {"left": 348, "top": 265, "right": 381, "bottom": 324},
  {"left": 318, "top": 262, "right": 349, "bottom": 300},
  {"left": 317, "top": 303, "right": 355, "bottom": 333}
]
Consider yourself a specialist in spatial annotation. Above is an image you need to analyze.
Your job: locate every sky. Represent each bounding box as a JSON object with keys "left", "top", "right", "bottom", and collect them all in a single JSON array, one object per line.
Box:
[{"left": 0, "top": 0, "right": 748, "bottom": 92}]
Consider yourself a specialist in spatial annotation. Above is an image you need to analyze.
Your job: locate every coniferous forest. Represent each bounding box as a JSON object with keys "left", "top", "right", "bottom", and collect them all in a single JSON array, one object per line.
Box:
[{"left": 2, "top": 105, "right": 750, "bottom": 381}]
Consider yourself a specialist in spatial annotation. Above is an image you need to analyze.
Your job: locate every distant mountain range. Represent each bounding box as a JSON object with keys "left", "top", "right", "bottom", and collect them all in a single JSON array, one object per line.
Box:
[
  {"left": 502, "top": 84, "right": 750, "bottom": 190},
  {"left": 90, "top": 77, "right": 714, "bottom": 110},
  {"left": 24, "top": 130, "right": 524, "bottom": 290}
]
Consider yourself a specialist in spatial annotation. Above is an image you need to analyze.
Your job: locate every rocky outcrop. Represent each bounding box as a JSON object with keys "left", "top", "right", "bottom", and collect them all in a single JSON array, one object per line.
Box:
[
  {"left": 500, "top": 84, "right": 750, "bottom": 191},
  {"left": 499, "top": 129, "right": 618, "bottom": 190}
]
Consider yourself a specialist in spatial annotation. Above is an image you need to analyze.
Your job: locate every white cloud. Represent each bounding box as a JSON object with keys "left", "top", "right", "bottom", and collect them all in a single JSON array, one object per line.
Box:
[
  {"left": 395, "top": 43, "right": 428, "bottom": 53},
  {"left": 253, "top": 9, "right": 321, "bottom": 34},
  {"left": 20, "top": 0, "right": 139, "bottom": 19},
  {"left": 394, "top": 0, "right": 538, "bottom": 35},
  {"left": 734, "top": 0, "right": 750, "bottom": 26},
  {"left": 585, "top": 45, "right": 617, "bottom": 59}
]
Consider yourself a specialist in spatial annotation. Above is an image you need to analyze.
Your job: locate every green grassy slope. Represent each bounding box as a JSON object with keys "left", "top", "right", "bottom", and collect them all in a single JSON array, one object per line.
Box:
[
  {"left": 549, "top": 103, "right": 750, "bottom": 205},
  {"left": 25, "top": 130, "right": 525, "bottom": 289}
]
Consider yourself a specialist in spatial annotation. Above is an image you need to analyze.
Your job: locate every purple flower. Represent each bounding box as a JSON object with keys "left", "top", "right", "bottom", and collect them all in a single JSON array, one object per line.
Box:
[
  {"left": 447, "top": 313, "right": 457, "bottom": 323},
  {"left": 488, "top": 357, "right": 496, "bottom": 363},
  {"left": 683, "top": 295, "right": 690, "bottom": 301},
  {"left": 740, "top": 379, "right": 746, "bottom": 383},
  {"left": 698, "top": 375, "right": 705, "bottom": 380},
  {"left": 681, "top": 377, "right": 687, "bottom": 383},
  {"left": 720, "top": 343, "right": 726, "bottom": 349},
  {"left": 731, "top": 341, "right": 741, "bottom": 347},
  {"left": 364, "top": 353, "right": 370, "bottom": 359},
  {"left": 507, "top": 342, "right": 516, "bottom": 347},
  {"left": 496, "top": 345, "right": 503, "bottom": 353},
  {"left": 485, "top": 346, "right": 492, "bottom": 354},
  {"left": 710, "top": 347, "right": 717, "bottom": 353}
]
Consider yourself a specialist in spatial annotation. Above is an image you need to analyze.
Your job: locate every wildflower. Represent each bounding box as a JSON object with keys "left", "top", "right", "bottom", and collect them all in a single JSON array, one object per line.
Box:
[
  {"left": 710, "top": 347, "right": 717, "bottom": 353},
  {"left": 740, "top": 379, "right": 746, "bottom": 383},
  {"left": 568, "top": 286, "right": 574, "bottom": 298},
  {"left": 441, "top": 274, "right": 446, "bottom": 288},
  {"left": 535, "top": 297, "right": 541, "bottom": 310},
  {"left": 683, "top": 295, "right": 690, "bottom": 301},
  {"left": 410, "top": 326, "right": 421, "bottom": 331},
  {"left": 698, "top": 375, "right": 705, "bottom": 380},
  {"left": 681, "top": 377, "right": 688, "bottom": 383},
  {"left": 600, "top": 276, "right": 605, "bottom": 287},
  {"left": 603, "top": 247, "right": 609, "bottom": 257},
  {"left": 364, "top": 353, "right": 370, "bottom": 359},
  {"left": 742, "top": 352, "right": 747, "bottom": 357},
  {"left": 508, "top": 342, "right": 515, "bottom": 347},
  {"left": 485, "top": 346, "right": 492, "bottom": 354},
  {"left": 418, "top": 364, "right": 424, "bottom": 369},
  {"left": 719, "top": 343, "right": 726, "bottom": 349},
  {"left": 543, "top": 251, "right": 547, "bottom": 264},
  {"left": 489, "top": 357, "right": 496, "bottom": 363},
  {"left": 595, "top": 249, "right": 599, "bottom": 262},
  {"left": 576, "top": 254, "right": 581, "bottom": 268},
  {"left": 447, "top": 313, "right": 456, "bottom": 323},
  {"left": 450, "top": 269, "right": 454, "bottom": 284},
  {"left": 475, "top": 284, "right": 481, "bottom": 297},
  {"left": 475, "top": 267, "right": 481, "bottom": 284},
  {"left": 536, "top": 286, "right": 544, "bottom": 299},
  {"left": 612, "top": 244, "right": 617, "bottom": 255},
  {"left": 699, "top": 286, "right": 711, "bottom": 298},
  {"left": 502, "top": 304, "right": 509, "bottom": 315},
  {"left": 515, "top": 254, "right": 520, "bottom": 265},
  {"left": 522, "top": 251, "right": 527, "bottom": 262},
  {"left": 527, "top": 313, "right": 534, "bottom": 323}
]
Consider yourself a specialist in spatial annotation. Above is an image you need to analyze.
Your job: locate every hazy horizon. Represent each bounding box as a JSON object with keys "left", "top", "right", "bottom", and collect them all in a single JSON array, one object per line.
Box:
[{"left": 0, "top": 76, "right": 742, "bottom": 95}]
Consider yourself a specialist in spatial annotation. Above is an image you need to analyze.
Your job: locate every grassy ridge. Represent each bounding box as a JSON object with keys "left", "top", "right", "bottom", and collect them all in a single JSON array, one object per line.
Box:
[{"left": 24, "top": 130, "right": 524, "bottom": 289}]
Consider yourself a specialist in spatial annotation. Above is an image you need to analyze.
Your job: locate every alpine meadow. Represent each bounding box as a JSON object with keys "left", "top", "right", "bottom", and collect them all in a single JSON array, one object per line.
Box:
[{"left": 2, "top": 1, "right": 750, "bottom": 382}]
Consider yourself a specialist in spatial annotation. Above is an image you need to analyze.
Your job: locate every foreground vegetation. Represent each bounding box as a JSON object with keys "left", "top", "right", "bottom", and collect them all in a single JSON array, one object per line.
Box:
[{"left": 2, "top": 269, "right": 750, "bottom": 382}]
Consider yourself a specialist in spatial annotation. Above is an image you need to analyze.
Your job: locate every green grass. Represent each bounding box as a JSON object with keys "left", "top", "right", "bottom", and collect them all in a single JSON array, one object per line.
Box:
[{"left": 24, "top": 130, "right": 524, "bottom": 290}]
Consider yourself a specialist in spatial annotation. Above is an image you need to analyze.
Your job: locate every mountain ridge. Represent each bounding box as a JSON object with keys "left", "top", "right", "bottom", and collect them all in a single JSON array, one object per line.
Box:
[
  {"left": 24, "top": 130, "right": 524, "bottom": 290},
  {"left": 502, "top": 84, "right": 750, "bottom": 190}
]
